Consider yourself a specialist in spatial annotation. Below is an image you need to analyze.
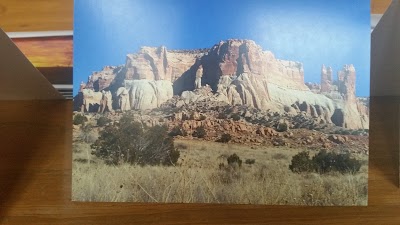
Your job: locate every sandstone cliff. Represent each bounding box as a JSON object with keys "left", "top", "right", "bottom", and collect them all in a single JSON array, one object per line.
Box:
[
  {"left": 84, "top": 66, "right": 122, "bottom": 92},
  {"left": 74, "top": 39, "right": 369, "bottom": 129}
]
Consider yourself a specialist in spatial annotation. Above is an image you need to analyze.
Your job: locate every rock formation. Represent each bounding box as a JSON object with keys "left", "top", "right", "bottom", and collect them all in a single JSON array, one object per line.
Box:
[
  {"left": 79, "top": 89, "right": 103, "bottom": 112},
  {"left": 321, "top": 65, "right": 333, "bottom": 93},
  {"left": 85, "top": 66, "right": 121, "bottom": 92},
  {"left": 125, "top": 80, "right": 173, "bottom": 110},
  {"left": 74, "top": 39, "right": 369, "bottom": 129},
  {"left": 98, "top": 90, "right": 113, "bottom": 113},
  {"left": 116, "top": 87, "right": 130, "bottom": 111},
  {"left": 337, "top": 64, "right": 356, "bottom": 102}
]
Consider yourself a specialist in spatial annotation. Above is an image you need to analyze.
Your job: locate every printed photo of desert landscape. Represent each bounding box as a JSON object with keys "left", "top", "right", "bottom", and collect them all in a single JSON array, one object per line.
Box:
[{"left": 72, "top": 0, "right": 370, "bottom": 205}]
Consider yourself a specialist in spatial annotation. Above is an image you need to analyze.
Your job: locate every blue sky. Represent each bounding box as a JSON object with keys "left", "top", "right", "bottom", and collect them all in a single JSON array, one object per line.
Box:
[{"left": 74, "top": 0, "right": 370, "bottom": 96}]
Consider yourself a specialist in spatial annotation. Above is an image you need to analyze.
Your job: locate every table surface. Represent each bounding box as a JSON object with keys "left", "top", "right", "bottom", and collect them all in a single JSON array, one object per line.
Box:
[{"left": 0, "top": 1, "right": 399, "bottom": 224}]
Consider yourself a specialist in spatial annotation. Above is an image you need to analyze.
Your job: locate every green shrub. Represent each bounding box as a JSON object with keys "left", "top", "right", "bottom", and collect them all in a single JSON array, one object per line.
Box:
[
  {"left": 341, "top": 130, "right": 351, "bottom": 135},
  {"left": 97, "top": 116, "right": 111, "bottom": 127},
  {"left": 91, "top": 113, "right": 179, "bottom": 166},
  {"left": 227, "top": 153, "right": 242, "bottom": 167},
  {"left": 231, "top": 114, "right": 241, "bottom": 121},
  {"left": 218, "top": 113, "right": 227, "bottom": 119},
  {"left": 276, "top": 121, "right": 289, "bottom": 132},
  {"left": 349, "top": 129, "right": 367, "bottom": 136},
  {"left": 313, "top": 150, "right": 361, "bottom": 174},
  {"left": 73, "top": 114, "right": 88, "bottom": 125},
  {"left": 289, "top": 151, "right": 314, "bottom": 173},
  {"left": 79, "top": 124, "right": 96, "bottom": 143},
  {"left": 199, "top": 115, "right": 207, "bottom": 120},
  {"left": 218, "top": 133, "right": 232, "bottom": 143},
  {"left": 289, "top": 150, "right": 362, "bottom": 174},
  {"left": 169, "top": 126, "right": 184, "bottom": 137},
  {"left": 245, "top": 159, "right": 256, "bottom": 165},
  {"left": 193, "top": 126, "right": 206, "bottom": 138}
]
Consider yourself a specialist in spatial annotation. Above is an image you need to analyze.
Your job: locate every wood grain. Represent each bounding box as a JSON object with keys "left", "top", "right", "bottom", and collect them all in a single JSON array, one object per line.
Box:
[
  {"left": 0, "top": 0, "right": 72, "bottom": 32},
  {"left": 372, "top": 0, "right": 392, "bottom": 14},
  {"left": 0, "top": 98, "right": 399, "bottom": 224},
  {"left": 12, "top": 37, "right": 73, "bottom": 68}
]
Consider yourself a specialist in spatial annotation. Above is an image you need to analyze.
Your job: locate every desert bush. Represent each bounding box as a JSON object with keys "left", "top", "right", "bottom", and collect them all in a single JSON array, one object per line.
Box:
[
  {"left": 218, "top": 113, "right": 227, "bottom": 119},
  {"left": 193, "top": 126, "right": 206, "bottom": 138},
  {"left": 216, "top": 165, "right": 242, "bottom": 184},
  {"left": 227, "top": 153, "right": 242, "bottom": 167},
  {"left": 74, "top": 158, "right": 96, "bottom": 164},
  {"left": 169, "top": 126, "right": 184, "bottom": 137},
  {"left": 216, "top": 154, "right": 243, "bottom": 184},
  {"left": 339, "top": 130, "right": 351, "bottom": 135},
  {"left": 289, "top": 151, "right": 314, "bottom": 173},
  {"left": 199, "top": 115, "right": 207, "bottom": 120},
  {"left": 276, "top": 122, "right": 289, "bottom": 132},
  {"left": 79, "top": 124, "right": 97, "bottom": 143},
  {"left": 349, "top": 129, "right": 368, "bottom": 136},
  {"left": 97, "top": 116, "right": 111, "bottom": 127},
  {"left": 312, "top": 150, "right": 361, "bottom": 174},
  {"left": 224, "top": 107, "right": 234, "bottom": 114},
  {"left": 231, "top": 114, "right": 241, "bottom": 121},
  {"left": 334, "top": 129, "right": 342, "bottom": 135},
  {"left": 245, "top": 159, "right": 256, "bottom": 165},
  {"left": 73, "top": 142, "right": 85, "bottom": 153},
  {"left": 73, "top": 114, "right": 88, "bottom": 125},
  {"left": 289, "top": 150, "right": 361, "bottom": 174},
  {"left": 218, "top": 133, "right": 232, "bottom": 143},
  {"left": 91, "top": 114, "right": 179, "bottom": 166}
]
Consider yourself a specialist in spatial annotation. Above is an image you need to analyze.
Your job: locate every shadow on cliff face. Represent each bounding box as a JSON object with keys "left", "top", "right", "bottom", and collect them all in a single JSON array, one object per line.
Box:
[
  {"left": 173, "top": 65, "right": 198, "bottom": 96},
  {"left": 331, "top": 109, "right": 345, "bottom": 127},
  {"left": 201, "top": 54, "right": 223, "bottom": 92},
  {"left": 73, "top": 93, "right": 83, "bottom": 111}
]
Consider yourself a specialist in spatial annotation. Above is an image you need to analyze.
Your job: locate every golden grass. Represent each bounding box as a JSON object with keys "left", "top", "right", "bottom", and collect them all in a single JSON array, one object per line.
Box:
[{"left": 72, "top": 139, "right": 368, "bottom": 205}]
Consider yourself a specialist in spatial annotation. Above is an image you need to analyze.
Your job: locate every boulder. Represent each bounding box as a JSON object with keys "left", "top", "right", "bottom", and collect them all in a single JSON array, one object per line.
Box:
[
  {"left": 80, "top": 89, "right": 103, "bottom": 112},
  {"left": 125, "top": 80, "right": 173, "bottom": 110},
  {"left": 328, "top": 135, "right": 346, "bottom": 144},
  {"left": 276, "top": 119, "right": 290, "bottom": 132},
  {"left": 116, "top": 87, "right": 130, "bottom": 111},
  {"left": 98, "top": 90, "right": 113, "bottom": 113}
]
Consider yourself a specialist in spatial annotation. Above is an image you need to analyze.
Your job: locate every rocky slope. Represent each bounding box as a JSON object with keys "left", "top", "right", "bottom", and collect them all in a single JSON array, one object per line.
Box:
[
  {"left": 74, "top": 39, "right": 369, "bottom": 129},
  {"left": 73, "top": 92, "right": 368, "bottom": 154}
]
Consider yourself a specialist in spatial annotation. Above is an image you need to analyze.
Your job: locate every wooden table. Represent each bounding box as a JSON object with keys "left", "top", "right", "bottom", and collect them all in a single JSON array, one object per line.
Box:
[{"left": 0, "top": 1, "right": 398, "bottom": 224}]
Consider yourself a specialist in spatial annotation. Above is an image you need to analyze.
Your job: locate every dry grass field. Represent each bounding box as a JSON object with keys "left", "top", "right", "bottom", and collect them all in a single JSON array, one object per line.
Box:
[{"left": 72, "top": 139, "right": 368, "bottom": 205}]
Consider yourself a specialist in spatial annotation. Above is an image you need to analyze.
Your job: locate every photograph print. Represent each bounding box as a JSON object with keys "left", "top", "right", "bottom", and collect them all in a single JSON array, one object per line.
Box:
[{"left": 73, "top": 0, "right": 370, "bottom": 205}]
